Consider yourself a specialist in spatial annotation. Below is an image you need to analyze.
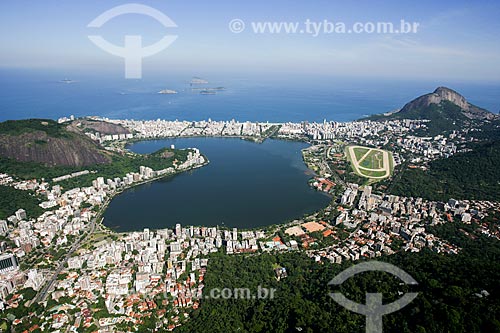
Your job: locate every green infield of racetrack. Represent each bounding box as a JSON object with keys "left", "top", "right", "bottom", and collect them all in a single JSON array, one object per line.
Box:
[{"left": 345, "top": 145, "right": 394, "bottom": 180}]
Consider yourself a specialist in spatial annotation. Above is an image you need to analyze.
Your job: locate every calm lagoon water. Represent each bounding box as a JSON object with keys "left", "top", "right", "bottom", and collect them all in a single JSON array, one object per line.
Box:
[{"left": 103, "top": 138, "right": 331, "bottom": 231}]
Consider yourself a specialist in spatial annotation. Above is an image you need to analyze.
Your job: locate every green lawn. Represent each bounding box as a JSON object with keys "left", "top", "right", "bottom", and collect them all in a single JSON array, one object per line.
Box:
[
  {"left": 359, "top": 150, "right": 383, "bottom": 169},
  {"left": 352, "top": 147, "right": 369, "bottom": 161}
]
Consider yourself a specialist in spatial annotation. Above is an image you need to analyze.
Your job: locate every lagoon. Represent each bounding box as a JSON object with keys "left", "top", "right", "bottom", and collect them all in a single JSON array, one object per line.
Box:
[{"left": 102, "top": 138, "right": 331, "bottom": 231}]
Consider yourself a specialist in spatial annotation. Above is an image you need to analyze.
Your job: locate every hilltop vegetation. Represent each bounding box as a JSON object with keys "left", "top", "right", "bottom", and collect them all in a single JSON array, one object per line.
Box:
[
  {"left": 388, "top": 140, "right": 500, "bottom": 201},
  {"left": 397, "top": 100, "right": 470, "bottom": 135},
  {"left": 0, "top": 119, "right": 70, "bottom": 137},
  {"left": 0, "top": 186, "right": 44, "bottom": 219}
]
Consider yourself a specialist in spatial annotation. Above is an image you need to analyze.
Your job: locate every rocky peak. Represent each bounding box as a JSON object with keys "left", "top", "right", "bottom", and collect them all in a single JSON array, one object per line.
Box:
[
  {"left": 399, "top": 86, "right": 497, "bottom": 120},
  {"left": 432, "top": 87, "right": 469, "bottom": 111}
]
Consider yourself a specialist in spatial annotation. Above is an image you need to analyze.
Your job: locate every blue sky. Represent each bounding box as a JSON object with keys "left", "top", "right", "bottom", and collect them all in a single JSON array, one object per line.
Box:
[{"left": 1, "top": 0, "right": 500, "bottom": 81}]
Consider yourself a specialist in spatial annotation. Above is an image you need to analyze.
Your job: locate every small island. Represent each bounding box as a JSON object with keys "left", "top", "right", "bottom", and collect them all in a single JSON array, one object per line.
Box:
[
  {"left": 190, "top": 77, "right": 209, "bottom": 84},
  {"left": 59, "top": 79, "right": 75, "bottom": 84},
  {"left": 157, "top": 89, "right": 178, "bottom": 94}
]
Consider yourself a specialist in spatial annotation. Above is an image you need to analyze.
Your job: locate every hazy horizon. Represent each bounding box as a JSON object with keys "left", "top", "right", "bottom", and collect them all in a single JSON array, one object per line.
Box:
[{"left": 1, "top": 0, "right": 500, "bottom": 82}]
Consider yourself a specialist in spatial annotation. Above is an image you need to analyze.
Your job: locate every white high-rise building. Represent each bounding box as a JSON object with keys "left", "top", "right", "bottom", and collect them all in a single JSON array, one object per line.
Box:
[
  {"left": 170, "top": 242, "right": 181, "bottom": 254},
  {"left": 25, "top": 269, "right": 44, "bottom": 291},
  {"left": 15, "top": 209, "right": 27, "bottom": 221},
  {"left": 125, "top": 242, "right": 134, "bottom": 253},
  {"left": 79, "top": 276, "right": 92, "bottom": 291},
  {"left": 143, "top": 228, "right": 150, "bottom": 241},
  {"left": 0, "top": 220, "right": 8, "bottom": 236},
  {"left": 68, "top": 257, "right": 82, "bottom": 270}
]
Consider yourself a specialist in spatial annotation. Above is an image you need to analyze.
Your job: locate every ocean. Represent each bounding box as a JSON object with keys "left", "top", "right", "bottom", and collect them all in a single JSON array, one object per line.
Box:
[{"left": 1, "top": 68, "right": 498, "bottom": 123}]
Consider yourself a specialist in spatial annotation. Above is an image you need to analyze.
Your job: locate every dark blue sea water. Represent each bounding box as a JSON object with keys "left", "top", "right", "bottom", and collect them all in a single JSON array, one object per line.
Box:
[
  {"left": 1, "top": 69, "right": 498, "bottom": 122},
  {"left": 103, "top": 138, "right": 331, "bottom": 231}
]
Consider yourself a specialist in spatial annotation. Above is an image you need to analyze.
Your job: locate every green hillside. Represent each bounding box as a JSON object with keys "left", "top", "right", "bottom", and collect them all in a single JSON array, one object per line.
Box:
[
  {"left": 388, "top": 140, "right": 500, "bottom": 201},
  {"left": 0, "top": 186, "right": 44, "bottom": 220},
  {"left": 175, "top": 222, "right": 500, "bottom": 333},
  {"left": 0, "top": 119, "right": 69, "bottom": 137}
]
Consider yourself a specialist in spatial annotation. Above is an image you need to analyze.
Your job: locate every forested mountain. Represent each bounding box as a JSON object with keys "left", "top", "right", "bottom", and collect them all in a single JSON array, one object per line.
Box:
[{"left": 389, "top": 140, "right": 500, "bottom": 201}]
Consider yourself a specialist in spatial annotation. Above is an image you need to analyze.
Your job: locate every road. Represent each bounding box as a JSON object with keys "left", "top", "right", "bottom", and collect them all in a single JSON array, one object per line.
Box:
[
  {"left": 32, "top": 218, "right": 97, "bottom": 304},
  {"left": 325, "top": 146, "right": 347, "bottom": 187}
]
